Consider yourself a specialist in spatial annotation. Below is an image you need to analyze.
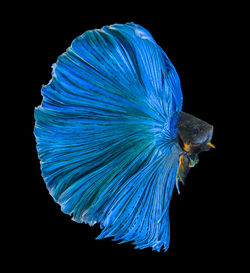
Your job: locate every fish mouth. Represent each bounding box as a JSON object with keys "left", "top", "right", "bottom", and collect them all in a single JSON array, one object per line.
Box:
[
  {"left": 203, "top": 125, "right": 215, "bottom": 149},
  {"left": 205, "top": 125, "right": 213, "bottom": 143}
]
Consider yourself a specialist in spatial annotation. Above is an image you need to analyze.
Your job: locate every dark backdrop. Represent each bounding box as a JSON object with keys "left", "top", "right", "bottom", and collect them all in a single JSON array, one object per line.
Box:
[{"left": 29, "top": 3, "right": 233, "bottom": 266}]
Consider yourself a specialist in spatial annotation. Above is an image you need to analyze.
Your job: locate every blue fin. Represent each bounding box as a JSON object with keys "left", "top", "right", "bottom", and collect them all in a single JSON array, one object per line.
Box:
[{"left": 34, "top": 22, "right": 183, "bottom": 251}]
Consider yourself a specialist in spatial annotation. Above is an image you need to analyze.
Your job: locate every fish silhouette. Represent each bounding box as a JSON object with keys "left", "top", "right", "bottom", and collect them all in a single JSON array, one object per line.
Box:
[{"left": 34, "top": 23, "right": 214, "bottom": 252}]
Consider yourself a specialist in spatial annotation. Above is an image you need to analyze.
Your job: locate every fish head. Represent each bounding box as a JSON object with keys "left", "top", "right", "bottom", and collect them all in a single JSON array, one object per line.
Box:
[{"left": 177, "top": 112, "right": 214, "bottom": 154}]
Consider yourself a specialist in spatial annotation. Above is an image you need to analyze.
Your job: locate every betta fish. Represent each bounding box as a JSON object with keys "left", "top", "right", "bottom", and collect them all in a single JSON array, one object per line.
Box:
[{"left": 34, "top": 23, "right": 214, "bottom": 252}]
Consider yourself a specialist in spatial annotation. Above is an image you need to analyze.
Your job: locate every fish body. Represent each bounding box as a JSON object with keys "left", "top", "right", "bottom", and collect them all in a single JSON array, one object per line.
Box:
[{"left": 34, "top": 23, "right": 214, "bottom": 252}]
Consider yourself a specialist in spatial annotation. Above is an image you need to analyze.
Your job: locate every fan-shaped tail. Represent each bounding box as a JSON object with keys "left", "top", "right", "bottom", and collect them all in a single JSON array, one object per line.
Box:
[{"left": 34, "top": 23, "right": 183, "bottom": 251}]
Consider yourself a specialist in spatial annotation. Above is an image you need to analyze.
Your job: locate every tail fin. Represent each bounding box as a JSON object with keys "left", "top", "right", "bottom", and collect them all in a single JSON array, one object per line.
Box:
[{"left": 34, "top": 23, "right": 183, "bottom": 251}]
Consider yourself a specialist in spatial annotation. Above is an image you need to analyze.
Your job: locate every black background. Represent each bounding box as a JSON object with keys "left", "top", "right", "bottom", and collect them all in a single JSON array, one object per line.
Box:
[{"left": 28, "top": 3, "right": 237, "bottom": 267}]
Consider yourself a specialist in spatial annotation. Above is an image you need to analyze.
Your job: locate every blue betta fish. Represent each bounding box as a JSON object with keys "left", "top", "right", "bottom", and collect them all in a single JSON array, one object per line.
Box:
[{"left": 34, "top": 23, "right": 214, "bottom": 252}]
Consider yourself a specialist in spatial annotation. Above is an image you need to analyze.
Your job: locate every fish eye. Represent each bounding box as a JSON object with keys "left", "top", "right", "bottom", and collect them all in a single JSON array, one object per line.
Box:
[{"left": 192, "top": 127, "right": 199, "bottom": 135}]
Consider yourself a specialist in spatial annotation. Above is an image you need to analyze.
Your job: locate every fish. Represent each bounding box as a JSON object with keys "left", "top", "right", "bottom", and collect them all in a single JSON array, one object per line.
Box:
[{"left": 34, "top": 22, "right": 214, "bottom": 252}]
